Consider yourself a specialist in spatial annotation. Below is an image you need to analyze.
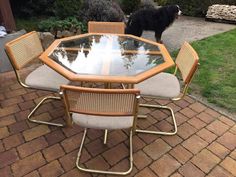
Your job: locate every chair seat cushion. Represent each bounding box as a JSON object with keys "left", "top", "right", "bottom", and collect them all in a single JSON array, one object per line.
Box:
[
  {"left": 25, "top": 65, "right": 70, "bottom": 92},
  {"left": 135, "top": 72, "right": 181, "bottom": 98},
  {"left": 72, "top": 113, "right": 134, "bottom": 130}
]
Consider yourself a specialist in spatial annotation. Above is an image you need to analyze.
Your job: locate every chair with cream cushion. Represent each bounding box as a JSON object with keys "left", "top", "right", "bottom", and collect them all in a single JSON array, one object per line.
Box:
[
  {"left": 135, "top": 41, "right": 200, "bottom": 135},
  {"left": 60, "top": 85, "right": 140, "bottom": 175},
  {"left": 88, "top": 21, "right": 125, "bottom": 34},
  {"left": 5, "top": 31, "right": 70, "bottom": 127}
]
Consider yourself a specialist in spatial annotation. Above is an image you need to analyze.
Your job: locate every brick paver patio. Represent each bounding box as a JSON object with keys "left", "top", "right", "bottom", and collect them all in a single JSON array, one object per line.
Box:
[{"left": 0, "top": 70, "right": 236, "bottom": 177}]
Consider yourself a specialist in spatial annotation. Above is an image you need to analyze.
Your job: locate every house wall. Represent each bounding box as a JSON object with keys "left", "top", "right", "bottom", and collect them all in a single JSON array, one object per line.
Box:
[{"left": 0, "top": 0, "right": 16, "bottom": 32}]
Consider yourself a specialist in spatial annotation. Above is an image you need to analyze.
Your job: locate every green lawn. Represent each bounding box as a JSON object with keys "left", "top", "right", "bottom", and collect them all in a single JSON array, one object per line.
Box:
[{"left": 187, "top": 28, "right": 236, "bottom": 113}]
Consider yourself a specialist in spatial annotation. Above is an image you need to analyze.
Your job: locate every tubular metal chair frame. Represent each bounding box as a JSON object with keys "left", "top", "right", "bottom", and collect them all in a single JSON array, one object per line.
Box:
[
  {"left": 136, "top": 42, "right": 200, "bottom": 136},
  {"left": 5, "top": 31, "right": 64, "bottom": 127},
  {"left": 60, "top": 85, "right": 140, "bottom": 175}
]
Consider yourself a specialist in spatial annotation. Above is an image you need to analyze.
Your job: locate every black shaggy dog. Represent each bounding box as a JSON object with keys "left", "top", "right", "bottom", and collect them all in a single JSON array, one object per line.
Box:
[{"left": 125, "top": 5, "right": 181, "bottom": 42}]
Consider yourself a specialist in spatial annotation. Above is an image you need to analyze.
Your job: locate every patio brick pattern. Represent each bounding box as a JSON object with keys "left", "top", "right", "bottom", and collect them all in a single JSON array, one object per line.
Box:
[{"left": 0, "top": 70, "right": 236, "bottom": 177}]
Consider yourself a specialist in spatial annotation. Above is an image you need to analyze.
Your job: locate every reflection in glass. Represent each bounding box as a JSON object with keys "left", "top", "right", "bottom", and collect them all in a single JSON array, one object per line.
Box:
[{"left": 49, "top": 34, "right": 164, "bottom": 76}]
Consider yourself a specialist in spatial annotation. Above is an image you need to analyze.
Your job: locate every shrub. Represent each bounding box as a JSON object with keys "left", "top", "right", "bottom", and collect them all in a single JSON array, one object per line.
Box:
[
  {"left": 166, "top": 0, "right": 236, "bottom": 17},
  {"left": 38, "top": 17, "right": 87, "bottom": 34},
  {"left": 154, "top": 0, "right": 167, "bottom": 6},
  {"left": 118, "top": 0, "right": 157, "bottom": 14},
  {"left": 119, "top": 0, "right": 141, "bottom": 14},
  {"left": 38, "top": 17, "right": 57, "bottom": 32},
  {"left": 138, "top": 0, "right": 157, "bottom": 9},
  {"left": 79, "top": 0, "right": 125, "bottom": 23},
  {"left": 53, "top": 0, "right": 82, "bottom": 19},
  {"left": 10, "top": 0, "right": 55, "bottom": 17}
]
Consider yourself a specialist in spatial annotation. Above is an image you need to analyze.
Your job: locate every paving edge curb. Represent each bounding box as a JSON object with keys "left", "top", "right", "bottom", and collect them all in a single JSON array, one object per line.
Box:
[{"left": 188, "top": 94, "right": 236, "bottom": 121}]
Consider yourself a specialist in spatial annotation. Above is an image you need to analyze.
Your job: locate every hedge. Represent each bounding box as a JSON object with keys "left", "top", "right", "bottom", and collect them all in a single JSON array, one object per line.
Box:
[{"left": 166, "top": 0, "right": 236, "bottom": 17}]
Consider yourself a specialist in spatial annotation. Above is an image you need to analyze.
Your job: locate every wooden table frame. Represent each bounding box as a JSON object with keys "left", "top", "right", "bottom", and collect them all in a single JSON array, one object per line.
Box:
[{"left": 40, "top": 33, "right": 175, "bottom": 84}]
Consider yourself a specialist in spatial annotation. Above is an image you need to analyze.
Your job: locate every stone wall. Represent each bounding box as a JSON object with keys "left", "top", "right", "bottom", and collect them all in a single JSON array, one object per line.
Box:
[
  {"left": 39, "top": 32, "right": 55, "bottom": 50},
  {"left": 39, "top": 29, "right": 82, "bottom": 50},
  {"left": 206, "top": 4, "right": 236, "bottom": 24}
]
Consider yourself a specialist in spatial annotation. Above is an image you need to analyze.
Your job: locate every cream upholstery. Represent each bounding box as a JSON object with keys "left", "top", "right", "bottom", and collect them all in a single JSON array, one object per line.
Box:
[
  {"left": 73, "top": 113, "right": 133, "bottom": 130},
  {"left": 136, "top": 72, "right": 180, "bottom": 98},
  {"left": 25, "top": 65, "right": 70, "bottom": 91}
]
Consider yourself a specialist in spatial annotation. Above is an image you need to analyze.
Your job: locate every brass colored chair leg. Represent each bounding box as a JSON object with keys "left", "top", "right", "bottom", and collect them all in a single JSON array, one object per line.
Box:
[
  {"left": 136, "top": 103, "right": 177, "bottom": 135},
  {"left": 76, "top": 128, "right": 133, "bottom": 175},
  {"left": 104, "top": 129, "right": 108, "bottom": 144},
  {"left": 137, "top": 115, "right": 147, "bottom": 119},
  {"left": 28, "top": 96, "right": 64, "bottom": 127}
]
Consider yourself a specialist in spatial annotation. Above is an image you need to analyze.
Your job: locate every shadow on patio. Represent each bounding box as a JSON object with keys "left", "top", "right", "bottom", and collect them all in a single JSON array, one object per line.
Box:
[{"left": 0, "top": 69, "right": 236, "bottom": 177}]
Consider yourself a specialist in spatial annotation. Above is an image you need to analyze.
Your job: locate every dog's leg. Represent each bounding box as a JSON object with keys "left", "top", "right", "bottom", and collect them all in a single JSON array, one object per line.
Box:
[
  {"left": 154, "top": 31, "right": 162, "bottom": 43},
  {"left": 125, "top": 24, "right": 143, "bottom": 38},
  {"left": 133, "top": 29, "right": 143, "bottom": 38}
]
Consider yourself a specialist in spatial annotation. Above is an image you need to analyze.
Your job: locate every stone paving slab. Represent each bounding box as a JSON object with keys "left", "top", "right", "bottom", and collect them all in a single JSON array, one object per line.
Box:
[{"left": 0, "top": 68, "right": 236, "bottom": 177}]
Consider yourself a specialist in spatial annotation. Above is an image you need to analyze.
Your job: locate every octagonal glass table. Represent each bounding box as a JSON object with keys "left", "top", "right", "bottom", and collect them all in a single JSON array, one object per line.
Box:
[{"left": 40, "top": 33, "right": 175, "bottom": 84}]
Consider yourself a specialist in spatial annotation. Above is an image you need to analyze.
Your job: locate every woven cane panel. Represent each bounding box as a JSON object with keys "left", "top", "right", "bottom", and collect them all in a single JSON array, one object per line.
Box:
[
  {"left": 67, "top": 90, "right": 135, "bottom": 115},
  {"left": 88, "top": 22, "right": 125, "bottom": 34},
  {"left": 175, "top": 43, "right": 198, "bottom": 83},
  {"left": 7, "top": 32, "right": 43, "bottom": 69}
]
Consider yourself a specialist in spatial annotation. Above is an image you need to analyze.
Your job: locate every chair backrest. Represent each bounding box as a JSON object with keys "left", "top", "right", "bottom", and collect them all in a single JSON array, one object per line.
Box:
[
  {"left": 61, "top": 85, "right": 140, "bottom": 116},
  {"left": 5, "top": 31, "right": 43, "bottom": 70},
  {"left": 88, "top": 21, "right": 125, "bottom": 34},
  {"left": 175, "top": 42, "right": 199, "bottom": 84}
]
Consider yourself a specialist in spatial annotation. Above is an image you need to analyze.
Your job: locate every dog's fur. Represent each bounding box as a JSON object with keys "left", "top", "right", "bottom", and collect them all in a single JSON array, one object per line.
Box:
[{"left": 125, "top": 5, "right": 181, "bottom": 42}]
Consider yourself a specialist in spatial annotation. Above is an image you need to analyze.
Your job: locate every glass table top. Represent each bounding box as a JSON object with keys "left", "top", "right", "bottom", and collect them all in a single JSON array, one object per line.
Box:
[{"left": 49, "top": 34, "right": 165, "bottom": 77}]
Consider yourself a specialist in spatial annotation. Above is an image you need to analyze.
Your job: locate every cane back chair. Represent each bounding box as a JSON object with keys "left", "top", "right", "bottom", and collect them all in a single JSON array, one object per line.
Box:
[
  {"left": 135, "top": 41, "right": 200, "bottom": 135},
  {"left": 5, "top": 31, "right": 70, "bottom": 127},
  {"left": 88, "top": 21, "right": 125, "bottom": 34},
  {"left": 60, "top": 85, "right": 140, "bottom": 175}
]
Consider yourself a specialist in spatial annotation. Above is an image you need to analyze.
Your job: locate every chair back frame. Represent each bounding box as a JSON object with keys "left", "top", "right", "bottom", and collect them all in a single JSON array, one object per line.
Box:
[
  {"left": 88, "top": 21, "right": 125, "bottom": 34},
  {"left": 60, "top": 85, "right": 140, "bottom": 128},
  {"left": 5, "top": 31, "right": 44, "bottom": 89},
  {"left": 173, "top": 42, "right": 200, "bottom": 100},
  {"left": 5, "top": 31, "right": 43, "bottom": 70},
  {"left": 175, "top": 42, "right": 199, "bottom": 83}
]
